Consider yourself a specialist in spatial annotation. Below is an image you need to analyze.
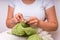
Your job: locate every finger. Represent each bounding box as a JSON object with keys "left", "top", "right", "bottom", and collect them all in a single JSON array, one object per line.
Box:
[
  {"left": 18, "top": 13, "right": 24, "bottom": 21},
  {"left": 15, "top": 14, "right": 21, "bottom": 22},
  {"left": 30, "top": 23, "right": 37, "bottom": 25},
  {"left": 28, "top": 20, "right": 38, "bottom": 24},
  {"left": 30, "top": 23, "right": 38, "bottom": 27},
  {"left": 26, "top": 17, "right": 37, "bottom": 23}
]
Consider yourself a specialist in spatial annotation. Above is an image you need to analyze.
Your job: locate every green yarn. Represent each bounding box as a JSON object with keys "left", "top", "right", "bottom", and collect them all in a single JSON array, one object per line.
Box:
[
  {"left": 11, "top": 22, "right": 43, "bottom": 40},
  {"left": 27, "top": 34, "right": 43, "bottom": 40},
  {"left": 12, "top": 22, "right": 25, "bottom": 36},
  {"left": 24, "top": 27, "right": 37, "bottom": 36}
]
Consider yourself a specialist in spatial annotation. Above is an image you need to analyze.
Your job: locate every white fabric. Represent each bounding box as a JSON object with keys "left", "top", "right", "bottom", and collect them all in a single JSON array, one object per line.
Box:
[
  {"left": 8, "top": 0, "right": 54, "bottom": 20},
  {"left": 0, "top": 0, "right": 54, "bottom": 40},
  {"left": 13, "top": 0, "right": 45, "bottom": 20},
  {"left": 43, "top": 0, "right": 54, "bottom": 9},
  {"left": 0, "top": 30, "right": 27, "bottom": 40},
  {"left": 0, "top": 29, "right": 53, "bottom": 40}
]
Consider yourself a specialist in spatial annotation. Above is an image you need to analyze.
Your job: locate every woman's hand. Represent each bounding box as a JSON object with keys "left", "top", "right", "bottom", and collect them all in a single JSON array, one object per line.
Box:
[
  {"left": 14, "top": 13, "right": 24, "bottom": 23},
  {"left": 26, "top": 16, "right": 39, "bottom": 27},
  {"left": 6, "top": 13, "right": 24, "bottom": 28},
  {"left": 11, "top": 13, "right": 24, "bottom": 24}
]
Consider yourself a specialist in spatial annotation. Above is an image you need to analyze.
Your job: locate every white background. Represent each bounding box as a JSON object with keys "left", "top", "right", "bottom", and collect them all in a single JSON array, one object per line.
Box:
[{"left": 0, "top": 0, "right": 60, "bottom": 40}]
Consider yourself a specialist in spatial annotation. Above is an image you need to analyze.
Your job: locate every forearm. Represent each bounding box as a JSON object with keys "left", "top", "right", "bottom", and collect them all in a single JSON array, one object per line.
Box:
[
  {"left": 6, "top": 19, "right": 16, "bottom": 28},
  {"left": 38, "top": 20, "right": 58, "bottom": 31}
]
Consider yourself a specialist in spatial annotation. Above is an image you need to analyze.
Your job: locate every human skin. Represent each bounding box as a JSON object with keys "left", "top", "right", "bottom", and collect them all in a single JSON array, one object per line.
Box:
[{"left": 6, "top": 0, "right": 58, "bottom": 31}]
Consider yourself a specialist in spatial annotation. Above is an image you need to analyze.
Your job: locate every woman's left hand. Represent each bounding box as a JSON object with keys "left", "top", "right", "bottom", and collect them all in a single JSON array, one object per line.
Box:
[{"left": 26, "top": 16, "right": 39, "bottom": 27}]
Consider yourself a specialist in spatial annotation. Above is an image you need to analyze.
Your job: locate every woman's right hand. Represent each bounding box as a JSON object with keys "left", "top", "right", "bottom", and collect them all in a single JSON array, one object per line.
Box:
[
  {"left": 6, "top": 13, "right": 24, "bottom": 28},
  {"left": 12, "top": 13, "right": 24, "bottom": 24}
]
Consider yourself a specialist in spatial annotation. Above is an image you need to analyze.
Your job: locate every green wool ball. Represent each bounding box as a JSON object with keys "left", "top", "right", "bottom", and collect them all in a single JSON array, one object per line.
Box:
[
  {"left": 11, "top": 21, "right": 37, "bottom": 37},
  {"left": 27, "top": 34, "right": 43, "bottom": 40},
  {"left": 24, "top": 27, "right": 37, "bottom": 36},
  {"left": 11, "top": 22, "right": 25, "bottom": 36}
]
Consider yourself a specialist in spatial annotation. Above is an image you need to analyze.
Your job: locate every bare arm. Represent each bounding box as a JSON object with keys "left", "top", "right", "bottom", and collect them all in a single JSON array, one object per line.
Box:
[
  {"left": 26, "top": 6, "right": 58, "bottom": 31},
  {"left": 6, "top": 6, "right": 15, "bottom": 28},
  {"left": 38, "top": 6, "right": 58, "bottom": 31},
  {"left": 6, "top": 5, "right": 24, "bottom": 28}
]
